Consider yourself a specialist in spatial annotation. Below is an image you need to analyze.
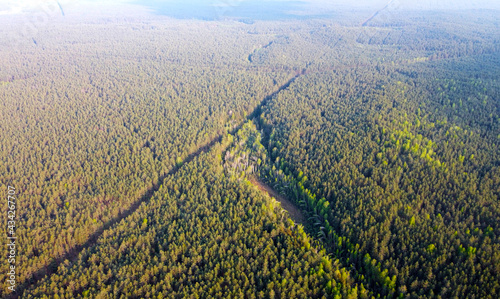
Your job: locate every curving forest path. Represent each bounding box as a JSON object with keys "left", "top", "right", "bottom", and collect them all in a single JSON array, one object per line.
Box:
[{"left": 248, "top": 40, "right": 275, "bottom": 63}]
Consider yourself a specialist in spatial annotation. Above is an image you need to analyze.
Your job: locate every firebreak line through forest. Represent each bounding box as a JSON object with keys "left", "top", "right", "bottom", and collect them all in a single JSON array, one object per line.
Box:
[{"left": 14, "top": 72, "right": 303, "bottom": 297}]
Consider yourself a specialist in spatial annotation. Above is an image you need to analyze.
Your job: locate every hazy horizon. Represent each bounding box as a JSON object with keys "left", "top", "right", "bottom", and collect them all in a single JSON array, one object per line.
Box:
[{"left": 1, "top": 0, "right": 499, "bottom": 17}]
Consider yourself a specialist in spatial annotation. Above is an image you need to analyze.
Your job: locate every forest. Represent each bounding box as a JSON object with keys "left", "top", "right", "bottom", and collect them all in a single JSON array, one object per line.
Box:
[{"left": 0, "top": 3, "right": 499, "bottom": 299}]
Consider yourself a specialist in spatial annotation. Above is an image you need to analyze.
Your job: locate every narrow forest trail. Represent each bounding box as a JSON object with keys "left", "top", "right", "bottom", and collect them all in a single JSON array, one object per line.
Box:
[
  {"left": 250, "top": 178, "right": 305, "bottom": 224},
  {"left": 16, "top": 72, "right": 304, "bottom": 298}
]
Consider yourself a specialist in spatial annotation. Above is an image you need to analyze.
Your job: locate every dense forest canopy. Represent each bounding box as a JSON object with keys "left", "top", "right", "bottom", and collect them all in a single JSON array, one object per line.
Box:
[{"left": 0, "top": 1, "right": 499, "bottom": 298}]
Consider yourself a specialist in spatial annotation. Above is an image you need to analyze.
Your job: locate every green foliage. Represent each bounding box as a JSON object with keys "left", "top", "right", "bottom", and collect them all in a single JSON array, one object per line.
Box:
[
  {"left": 26, "top": 148, "right": 355, "bottom": 298},
  {"left": 255, "top": 30, "right": 500, "bottom": 297},
  {"left": 1, "top": 8, "right": 499, "bottom": 299},
  {"left": 0, "top": 18, "right": 289, "bottom": 294}
]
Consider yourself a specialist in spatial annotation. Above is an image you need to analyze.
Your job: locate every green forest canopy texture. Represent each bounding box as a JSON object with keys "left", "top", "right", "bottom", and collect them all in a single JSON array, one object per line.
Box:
[{"left": 0, "top": 3, "right": 499, "bottom": 299}]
